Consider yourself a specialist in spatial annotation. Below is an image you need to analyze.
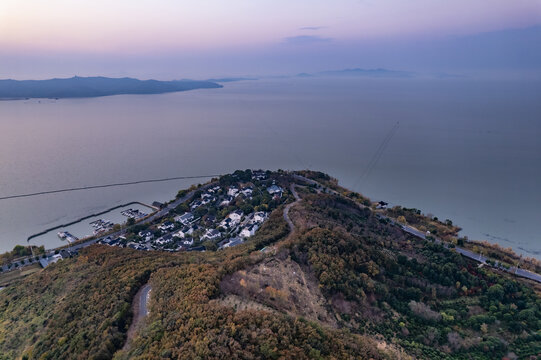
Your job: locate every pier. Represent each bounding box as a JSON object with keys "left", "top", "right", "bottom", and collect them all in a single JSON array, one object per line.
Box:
[{"left": 27, "top": 201, "right": 155, "bottom": 242}]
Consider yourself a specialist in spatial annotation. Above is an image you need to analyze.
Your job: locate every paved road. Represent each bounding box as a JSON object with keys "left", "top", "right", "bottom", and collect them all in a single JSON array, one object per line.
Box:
[
  {"left": 291, "top": 174, "right": 340, "bottom": 197},
  {"left": 3, "top": 182, "right": 215, "bottom": 273},
  {"left": 68, "top": 183, "right": 216, "bottom": 251},
  {"left": 397, "top": 219, "right": 541, "bottom": 284},
  {"left": 122, "top": 283, "right": 152, "bottom": 352},
  {"left": 292, "top": 172, "right": 541, "bottom": 285},
  {"left": 140, "top": 182, "right": 216, "bottom": 225},
  {"left": 138, "top": 284, "right": 152, "bottom": 317}
]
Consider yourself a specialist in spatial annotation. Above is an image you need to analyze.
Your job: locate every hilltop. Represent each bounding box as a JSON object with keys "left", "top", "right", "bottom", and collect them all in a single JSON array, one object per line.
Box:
[
  {"left": 0, "top": 76, "right": 222, "bottom": 99},
  {"left": 0, "top": 170, "right": 540, "bottom": 360}
]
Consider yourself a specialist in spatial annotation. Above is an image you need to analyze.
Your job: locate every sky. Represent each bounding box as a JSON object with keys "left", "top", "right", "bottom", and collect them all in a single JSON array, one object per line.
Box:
[{"left": 1, "top": 0, "right": 541, "bottom": 79}]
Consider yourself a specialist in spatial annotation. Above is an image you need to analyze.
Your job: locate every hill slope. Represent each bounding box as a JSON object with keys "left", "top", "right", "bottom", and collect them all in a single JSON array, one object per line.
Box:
[
  {"left": 0, "top": 171, "right": 540, "bottom": 360},
  {"left": 0, "top": 76, "right": 222, "bottom": 99}
]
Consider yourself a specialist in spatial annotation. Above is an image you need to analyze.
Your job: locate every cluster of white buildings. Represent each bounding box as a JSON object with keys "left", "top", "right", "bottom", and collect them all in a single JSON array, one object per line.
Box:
[
  {"left": 219, "top": 209, "right": 244, "bottom": 230},
  {"left": 239, "top": 211, "right": 268, "bottom": 238},
  {"left": 190, "top": 186, "right": 221, "bottom": 210},
  {"left": 103, "top": 172, "right": 283, "bottom": 252},
  {"left": 266, "top": 183, "right": 283, "bottom": 198},
  {"left": 174, "top": 212, "right": 194, "bottom": 225}
]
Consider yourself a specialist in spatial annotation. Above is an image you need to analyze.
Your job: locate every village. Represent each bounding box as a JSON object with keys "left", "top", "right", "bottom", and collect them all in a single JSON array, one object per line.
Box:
[
  {"left": 98, "top": 170, "right": 287, "bottom": 252},
  {"left": 3, "top": 169, "right": 541, "bottom": 289}
]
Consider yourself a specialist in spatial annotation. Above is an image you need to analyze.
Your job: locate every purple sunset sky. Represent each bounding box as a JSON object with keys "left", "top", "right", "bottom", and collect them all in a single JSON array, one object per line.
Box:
[{"left": 1, "top": 0, "right": 540, "bottom": 79}]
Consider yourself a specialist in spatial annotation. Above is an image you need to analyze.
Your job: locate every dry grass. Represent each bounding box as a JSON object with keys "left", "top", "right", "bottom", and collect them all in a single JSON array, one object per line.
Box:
[
  {"left": 220, "top": 255, "right": 337, "bottom": 326},
  {"left": 0, "top": 263, "right": 41, "bottom": 287}
]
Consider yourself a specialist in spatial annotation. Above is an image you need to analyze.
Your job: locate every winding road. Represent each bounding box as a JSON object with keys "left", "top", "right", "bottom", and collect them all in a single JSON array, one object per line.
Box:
[
  {"left": 122, "top": 283, "right": 152, "bottom": 352},
  {"left": 283, "top": 184, "right": 301, "bottom": 234},
  {"left": 398, "top": 223, "right": 541, "bottom": 283},
  {"left": 292, "top": 173, "right": 541, "bottom": 284},
  {"left": 137, "top": 284, "right": 152, "bottom": 318}
]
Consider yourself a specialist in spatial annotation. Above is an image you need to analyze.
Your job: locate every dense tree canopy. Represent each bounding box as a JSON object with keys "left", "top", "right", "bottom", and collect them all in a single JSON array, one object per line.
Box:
[{"left": 1, "top": 173, "right": 539, "bottom": 359}]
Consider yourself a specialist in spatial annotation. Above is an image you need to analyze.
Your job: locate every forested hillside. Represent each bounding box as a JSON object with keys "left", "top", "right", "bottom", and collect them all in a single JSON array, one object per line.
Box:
[{"left": 1, "top": 172, "right": 539, "bottom": 359}]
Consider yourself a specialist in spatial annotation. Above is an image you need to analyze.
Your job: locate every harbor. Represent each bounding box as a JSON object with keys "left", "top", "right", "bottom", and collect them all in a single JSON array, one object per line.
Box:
[
  {"left": 57, "top": 231, "right": 79, "bottom": 243},
  {"left": 29, "top": 202, "right": 154, "bottom": 249}
]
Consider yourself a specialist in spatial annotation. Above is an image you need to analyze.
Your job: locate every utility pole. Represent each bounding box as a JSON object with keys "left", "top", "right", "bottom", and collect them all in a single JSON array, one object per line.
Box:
[{"left": 515, "top": 255, "right": 522, "bottom": 274}]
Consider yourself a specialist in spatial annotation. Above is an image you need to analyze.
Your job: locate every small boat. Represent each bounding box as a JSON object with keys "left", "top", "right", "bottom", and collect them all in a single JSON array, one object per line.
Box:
[
  {"left": 57, "top": 231, "right": 67, "bottom": 239},
  {"left": 64, "top": 232, "right": 79, "bottom": 243}
]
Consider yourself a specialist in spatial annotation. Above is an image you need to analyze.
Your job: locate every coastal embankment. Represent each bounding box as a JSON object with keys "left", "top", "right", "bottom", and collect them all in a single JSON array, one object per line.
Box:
[{"left": 27, "top": 201, "right": 156, "bottom": 242}]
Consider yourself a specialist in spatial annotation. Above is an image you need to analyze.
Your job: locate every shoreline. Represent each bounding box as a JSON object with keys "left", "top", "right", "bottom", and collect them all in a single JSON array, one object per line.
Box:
[
  {"left": 1, "top": 170, "right": 540, "bottom": 287},
  {"left": 27, "top": 201, "right": 157, "bottom": 243}
]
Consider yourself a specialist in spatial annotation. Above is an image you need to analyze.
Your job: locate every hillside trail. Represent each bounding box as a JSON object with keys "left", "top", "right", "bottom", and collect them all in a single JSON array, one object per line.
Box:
[
  {"left": 120, "top": 283, "right": 152, "bottom": 353},
  {"left": 283, "top": 184, "right": 301, "bottom": 233}
]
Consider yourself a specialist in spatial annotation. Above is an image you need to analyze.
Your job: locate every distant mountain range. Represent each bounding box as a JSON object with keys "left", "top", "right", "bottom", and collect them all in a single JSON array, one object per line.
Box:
[
  {"left": 0, "top": 69, "right": 426, "bottom": 100},
  {"left": 0, "top": 76, "right": 222, "bottom": 99},
  {"left": 298, "top": 68, "right": 415, "bottom": 78},
  {"left": 205, "top": 77, "right": 257, "bottom": 83}
]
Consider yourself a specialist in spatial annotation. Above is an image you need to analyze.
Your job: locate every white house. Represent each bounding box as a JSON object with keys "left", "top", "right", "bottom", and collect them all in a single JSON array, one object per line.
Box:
[
  {"left": 241, "top": 188, "right": 253, "bottom": 198},
  {"left": 201, "top": 197, "right": 212, "bottom": 206},
  {"left": 172, "top": 230, "right": 185, "bottom": 238},
  {"left": 228, "top": 210, "right": 244, "bottom": 222},
  {"left": 376, "top": 201, "right": 388, "bottom": 209},
  {"left": 155, "top": 234, "right": 173, "bottom": 245},
  {"left": 252, "top": 211, "right": 267, "bottom": 223},
  {"left": 219, "top": 237, "right": 244, "bottom": 249},
  {"left": 267, "top": 184, "right": 283, "bottom": 196},
  {"left": 227, "top": 187, "right": 239, "bottom": 197},
  {"left": 190, "top": 200, "right": 203, "bottom": 210},
  {"left": 252, "top": 171, "right": 267, "bottom": 181},
  {"left": 240, "top": 224, "right": 259, "bottom": 238},
  {"left": 174, "top": 225, "right": 197, "bottom": 238},
  {"left": 182, "top": 237, "right": 194, "bottom": 246},
  {"left": 202, "top": 229, "right": 221, "bottom": 241},
  {"left": 174, "top": 212, "right": 194, "bottom": 225},
  {"left": 158, "top": 221, "right": 175, "bottom": 231},
  {"left": 219, "top": 217, "right": 234, "bottom": 229},
  {"left": 138, "top": 230, "right": 154, "bottom": 242},
  {"left": 220, "top": 197, "right": 232, "bottom": 207}
]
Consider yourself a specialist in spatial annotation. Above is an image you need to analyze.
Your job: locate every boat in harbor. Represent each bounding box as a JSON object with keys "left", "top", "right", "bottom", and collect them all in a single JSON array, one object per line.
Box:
[
  {"left": 58, "top": 231, "right": 78, "bottom": 242},
  {"left": 90, "top": 219, "right": 114, "bottom": 235},
  {"left": 64, "top": 232, "right": 79, "bottom": 243},
  {"left": 121, "top": 208, "right": 148, "bottom": 219}
]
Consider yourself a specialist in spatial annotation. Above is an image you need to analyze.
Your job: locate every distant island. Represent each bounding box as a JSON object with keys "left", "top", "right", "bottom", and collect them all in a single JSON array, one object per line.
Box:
[
  {"left": 298, "top": 67, "right": 415, "bottom": 78},
  {"left": 205, "top": 77, "right": 257, "bottom": 82},
  {"left": 0, "top": 76, "right": 222, "bottom": 99}
]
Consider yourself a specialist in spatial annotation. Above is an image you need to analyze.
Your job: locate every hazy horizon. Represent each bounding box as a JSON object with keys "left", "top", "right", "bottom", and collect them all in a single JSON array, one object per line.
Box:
[
  {"left": 1, "top": 1, "right": 540, "bottom": 80},
  {"left": 2, "top": 2, "right": 541, "bottom": 358}
]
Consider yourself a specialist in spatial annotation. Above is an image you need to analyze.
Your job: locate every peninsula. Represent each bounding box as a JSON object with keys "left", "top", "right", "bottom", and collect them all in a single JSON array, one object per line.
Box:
[
  {"left": 0, "top": 76, "right": 222, "bottom": 99},
  {"left": 1, "top": 170, "right": 540, "bottom": 359}
]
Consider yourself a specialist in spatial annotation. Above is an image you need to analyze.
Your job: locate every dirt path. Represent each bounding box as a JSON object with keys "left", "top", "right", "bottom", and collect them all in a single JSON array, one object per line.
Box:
[
  {"left": 283, "top": 184, "right": 301, "bottom": 234},
  {"left": 121, "top": 283, "right": 152, "bottom": 352}
]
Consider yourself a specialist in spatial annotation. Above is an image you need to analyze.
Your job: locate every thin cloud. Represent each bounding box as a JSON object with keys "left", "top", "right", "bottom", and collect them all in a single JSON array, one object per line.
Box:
[
  {"left": 299, "top": 26, "right": 326, "bottom": 31},
  {"left": 283, "top": 35, "right": 332, "bottom": 45}
]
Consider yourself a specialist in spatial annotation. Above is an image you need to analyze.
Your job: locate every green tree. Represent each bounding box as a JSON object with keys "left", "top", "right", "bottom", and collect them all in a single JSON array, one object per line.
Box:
[
  {"left": 487, "top": 284, "right": 505, "bottom": 302},
  {"left": 13, "top": 245, "right": 28, "bottom": 257}
]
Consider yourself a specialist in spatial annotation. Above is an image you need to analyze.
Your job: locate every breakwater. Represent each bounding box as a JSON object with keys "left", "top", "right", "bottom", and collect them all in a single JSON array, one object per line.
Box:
[
  {"left": 27, "top": 202, "right": 155, "bottom": 242},
  {"left": 1, "top": 174, "right": 219, "bottom": 201}
]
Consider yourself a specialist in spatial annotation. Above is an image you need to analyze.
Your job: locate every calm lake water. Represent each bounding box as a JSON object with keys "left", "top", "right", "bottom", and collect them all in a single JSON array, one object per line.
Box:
[
  {"left": 29, "top": 203, "right": 153, "bottom": 246},
  {"left": 0, "top": 77, "right": 540, "bottom": 257}
]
